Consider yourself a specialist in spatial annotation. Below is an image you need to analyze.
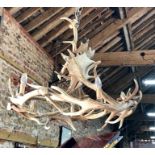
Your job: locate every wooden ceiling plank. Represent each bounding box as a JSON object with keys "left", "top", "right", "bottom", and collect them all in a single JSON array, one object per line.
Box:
[
  {"left": 133, "top": 15, "right": 155, "bottom": 40},
  {"left": 98, "top": 36, "right": 122, "bottom": 53},
  {"left": 83, "top": 15, "right": 114, "bottom": 42},
  {"left": 25, "top": 7, "right": 63, "bottom": 32},
  {"left": 52, "top": 8, "right": 151, "bottom": 57},
  {"left": 32, "top": 8, "right": 75, "bottom": 41},
  {"left": 134, "top": 23, "right": 155, "bottom": 42},
  {"left": 132, "top": 9, "right": 155, "bottom": 30},
  {"left": 61, "top": 8, "right": 106, "bottom": 42},
  {"left": 90, "top": 8, "right": 151, "bottom": 50},
  {"left": 9, "top": 7, "right": 23, "bottom": 15},
  {"left": 51, "top": 10, "right": 115, "bottom": 55},
  {"left": 16, "top": 7, "right": 41, "bottom": 23},
  {"left": 136, "top": 35, "right": 155, "bottom": 50},
  {"left": 40, "top": 8, "right": 95, "bottom": 47},
  {"left": 135, "top": 31, "right": 155, "bottom": 49}
]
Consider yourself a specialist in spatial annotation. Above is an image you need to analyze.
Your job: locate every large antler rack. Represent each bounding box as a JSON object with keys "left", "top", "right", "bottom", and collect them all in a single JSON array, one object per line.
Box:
[{"left": 7, "top": 16, "right": 142, "bottom": 132}]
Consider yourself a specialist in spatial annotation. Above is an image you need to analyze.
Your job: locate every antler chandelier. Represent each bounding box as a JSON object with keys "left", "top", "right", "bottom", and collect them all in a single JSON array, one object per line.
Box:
[{"left": 7, "top": 9, "right": 142, "bottom": 131}]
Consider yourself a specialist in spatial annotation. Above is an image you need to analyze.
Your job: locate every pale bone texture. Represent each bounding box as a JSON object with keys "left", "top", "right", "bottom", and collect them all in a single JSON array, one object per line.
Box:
[{"left": 7, "top": 17, "right": 142, "bottom": 131}]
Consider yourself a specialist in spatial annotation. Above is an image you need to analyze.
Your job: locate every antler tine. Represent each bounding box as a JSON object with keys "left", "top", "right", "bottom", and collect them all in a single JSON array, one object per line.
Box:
[
  {"left": 123, "top": 79, "right": 139, "bottom": 102},
  {"left": 60, "top": 17, "right": 78, "bottom": 52},
  {"left": 97, "top": 112, "right": 117, "bottom": 131},
  {"left": 10, "top": 104, "right": 44, "bottom": 125},
  {"left": 83, "top": 110, "right": 109, "bottom": 120}
]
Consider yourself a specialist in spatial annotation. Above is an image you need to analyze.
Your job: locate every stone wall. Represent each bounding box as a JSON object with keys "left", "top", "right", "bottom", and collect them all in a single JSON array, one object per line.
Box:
[{"left": 0, "top": 9, "right": 111, "bottom": 147}]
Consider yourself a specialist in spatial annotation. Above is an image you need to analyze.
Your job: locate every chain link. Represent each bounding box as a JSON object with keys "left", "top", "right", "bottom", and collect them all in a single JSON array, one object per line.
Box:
[{"left": 75, "top": 7, "right": 83, "bottom": 29}]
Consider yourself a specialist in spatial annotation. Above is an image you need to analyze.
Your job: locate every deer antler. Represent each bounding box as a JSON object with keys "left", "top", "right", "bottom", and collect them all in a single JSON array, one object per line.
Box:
[
  {"left": 7, "top": 16, "right": 142, "bottom": 132},
  {"left": 61, "top": 17, "right": 78, "bottom": 52}
]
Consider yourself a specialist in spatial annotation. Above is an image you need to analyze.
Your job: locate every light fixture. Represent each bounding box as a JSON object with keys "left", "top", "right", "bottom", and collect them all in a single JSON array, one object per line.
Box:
[
  {"left": 5, "top": 10, "right": 143, "bottom": 132},
  {"left": 150, "top": 136, "right": 155, "bottom": 139},
  {"left": 147, "top": 112, "right": 155, "bottom": 117},
  {"left": 143, "top": 79, "right": 155, "bottom": 85},
  {"left": 149, "top": 127, "right": 155, "bottom": 131}
]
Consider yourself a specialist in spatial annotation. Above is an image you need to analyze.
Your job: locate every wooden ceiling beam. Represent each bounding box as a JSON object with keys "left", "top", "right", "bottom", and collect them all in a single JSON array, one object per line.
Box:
[
  {"left": 16, "top": 7, "right": 41, "bottom": 23},
  {"left": 118, "top": 7, "right": 134, "bottom": 51},
  {"left": 137, "top": 36, "right": 155, "bottom": 50},
  {"left": 9, "top": 7, "right": 23, "bottom": 15},
  {"left": 25, "top": 7, "right": 63, "bottom": 32},
  {"left": 40, "top": 8, "right": 94, "bottom": 48},
  {"left": 60, "top": 8, "right": 106, "bottom": 42},
  {"left": 132, "top": 9, "right": 155, "bottom": 31},
  {"left": 133, "top": 13, "right": 155, "bottom": 40},
  {"left": 32, "top": 8, "right": 75, "bottom": 41},
  {"left": 98, "top": 36, "right": 122, "bottom": 53},
  {"left": 90, "top": 8, "right": 151, "bottom": 50},
  {"left": 50, "top": 8, "right": 114, "bottom": 55},
  {"left": 134, "top": 23, "right": 155, "bottom": 43},
  {"left": 94, "top": 50, "right": 155, "bottom": 66},
  {"left": 135, "top": 32, "right": 155, "bottom": 49},
  {"left": 52, "top": 8, "right": 151, "bottom": 57}
]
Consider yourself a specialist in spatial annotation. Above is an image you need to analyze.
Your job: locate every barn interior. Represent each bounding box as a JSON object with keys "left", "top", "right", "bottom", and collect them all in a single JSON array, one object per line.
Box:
[{"left": 0, "top": 7, "right": 155, "bottom": 148}]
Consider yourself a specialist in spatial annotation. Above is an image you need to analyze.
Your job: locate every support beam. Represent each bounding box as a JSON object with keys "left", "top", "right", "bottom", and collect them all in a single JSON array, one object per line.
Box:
[
  {"left": 25, "top": 8, "right": 63, "bottom": 32},
  {"left": 9, "top": 7, "right": 23, "bottom": 15},
  {"left": 118, "top": 7, "right": 134, "bottom": 51},
  {"left": 90, "top": 8, "right": 151, "bottom": 50},
  {"left": 16, "top": 7, "right": 41, "bottom": 23},
  {"left": 32, "top": 8, "right": 75, "bottom": 41},
  {"left": 94, "top": 50, "right": 155, "bottom": 66},
  {"left": 53, "top": 7, "right": 151, "bottom": 57},
  {"left": 0, "top": 128, "right": 58, "bottom": 147},
  {"left": 40, "top": 8, "right": 94, "bottom": 48}
]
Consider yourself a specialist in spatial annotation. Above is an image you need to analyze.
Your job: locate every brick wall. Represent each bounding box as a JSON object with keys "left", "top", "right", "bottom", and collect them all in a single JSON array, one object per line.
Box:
[
  {"left": 0, "top": 9, "right": 111, "bottom": 147},
  {"left": 0, "top": 9, "right": 54, "bottom": 85}
]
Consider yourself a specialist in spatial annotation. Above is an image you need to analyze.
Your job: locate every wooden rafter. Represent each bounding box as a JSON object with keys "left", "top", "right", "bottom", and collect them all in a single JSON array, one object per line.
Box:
[
  {"left": 118, "top": 7, "right": 134, "bottom": 51},
  {"left": 16, "top": 7, "right": 41, "bottom": 23},
  {"left": 52, "top": 8, "right": 151, "bottom": 57},
  {"left": 32, "top": 8, "right": 75, "bottom": 41},
  {"left": 25, "top": 7, "right": 63, "bottom": 32},
  {"left": 90, "top": 8, "right": 151, "bottom": 50},
  {"left": 39, "top": 7, "right": 95, "bottom": 48},
  {"left": 50, "top": 8, "right": 114, "bottom": 55},
  {"left": 8, "top": 7, "right": 23, "bottom": 15}
]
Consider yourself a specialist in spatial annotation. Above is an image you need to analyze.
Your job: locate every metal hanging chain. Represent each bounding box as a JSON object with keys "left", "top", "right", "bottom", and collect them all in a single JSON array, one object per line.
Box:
[{"left": 75, "top": 7, "right": 83, "bottom": 29}]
